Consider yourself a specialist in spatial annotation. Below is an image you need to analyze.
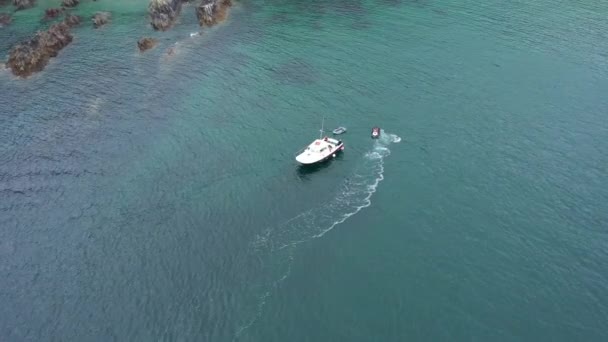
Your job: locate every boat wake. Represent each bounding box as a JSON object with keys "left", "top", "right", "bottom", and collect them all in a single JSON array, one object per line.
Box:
[{"left": 235, "top": 130, "right": 400, "bottom": 338}]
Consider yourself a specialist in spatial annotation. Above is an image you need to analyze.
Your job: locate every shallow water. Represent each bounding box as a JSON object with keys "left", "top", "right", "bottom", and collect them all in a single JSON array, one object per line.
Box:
[{"left": 1, "top": 0, "right": 607, "bottom": 341}]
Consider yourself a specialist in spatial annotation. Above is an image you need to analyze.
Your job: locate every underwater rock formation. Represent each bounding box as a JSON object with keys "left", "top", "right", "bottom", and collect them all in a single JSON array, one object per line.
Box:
[
  {"left": 61, "top": 0, "right": 79, "bottom": 8},
  {"left": 0, "top": 13, "right": 11, "bottom": 27},
  {"left": 92, "top": 11, "right": 110, "bottom": 28},
  {"left": 6, "top": 22, "right": 73, "bottom": 77},
  {"left": 148, "top": 0, "right": 181, "bottom": 31},
  {"left": 44, "top": 7, "right": 64, "bottom": 20},
  {"left": 137, "top": 37, "right": 158, "bottom": 52},
  {"left": 196, "top": 0, "right": 232, "bottom": 27},
  {"left": 13, "top": 0, "right": 35, "bottom": 11},
  {"left": 63, "top": 13, "right": 81, "bottom": 27}
]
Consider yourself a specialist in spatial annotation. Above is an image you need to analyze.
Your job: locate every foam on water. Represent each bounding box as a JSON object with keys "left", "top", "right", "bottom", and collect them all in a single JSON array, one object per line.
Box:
[{"left": 236, "top": 131, "right": 400, "bottom": 338}]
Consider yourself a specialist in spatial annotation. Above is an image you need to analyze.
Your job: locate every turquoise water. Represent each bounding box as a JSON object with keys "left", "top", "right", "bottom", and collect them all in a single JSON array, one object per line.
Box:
[{"left": 1, "top": 0, "right": 608, "bottom": 340}]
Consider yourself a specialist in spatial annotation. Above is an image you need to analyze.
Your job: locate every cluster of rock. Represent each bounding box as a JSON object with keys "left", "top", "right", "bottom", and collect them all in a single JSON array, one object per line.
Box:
[
  {"left": 147, "top": 0, "right": 233, "bottom": 31},
  {"left": 148, "top": 0, "right": 182, "bottom": 31},
  {"left": 61, "top": 0, "right": 79, "bottom": 8},
  {"left": 43, "top": 1, "right": 80, "bottom": 19},
  {"left": 10, "top": 0, "right": 80, "bottom": 10},
  {"left": 8, "top": 0, "right": 82, "bottom": 13},
  {"left": 4, "top": 0, "right": 113, "bottom": 77},
  {"left": 5, "top": 0, "right": 236, "bottom": 77},
  {"left": 196, "top": 0, "right": 232, "bottom": 27},
  {"left": 5, "top": 16, "right": 80, "bottom": 77},
  {"left": 13, "top": 0, "right": 35, "bottom": 11}
]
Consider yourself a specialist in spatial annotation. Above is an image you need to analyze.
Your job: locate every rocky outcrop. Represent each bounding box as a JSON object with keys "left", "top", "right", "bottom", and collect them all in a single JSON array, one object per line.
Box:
[
  {"left": 13, "top": 0, "right": 35, "bottom": 10},
  {"left": 0, "top": 13, "right": 11, "bottom": 27},
  {"left": 44, "top": 7, "right": 64, "bottom": 20},
  {"left": 6, "top": 22, "right": 73, "bottom": 77},
  {"left": 196, "top": 0, "right": 231, "bottom": 27},
  {"left": 41, "top": 23, "right": 72, "bottom": 56},
  {"left": 137, "top": 37, "right": 158, "bottom": 52},
  {"left": 63, "top": 13, "right": 81, "bottom": 27},
  {"left": 148, "top": 0, "right": 181, "bottom": 31},
  {"left": 61, "top": 0, "right": 79, "bottom": 8},
  {"left": 6, "top": 42, "right": 44, "bottom": 77},
  {"left": 92, "top": 11, "right": 110, "bottom": 28}
]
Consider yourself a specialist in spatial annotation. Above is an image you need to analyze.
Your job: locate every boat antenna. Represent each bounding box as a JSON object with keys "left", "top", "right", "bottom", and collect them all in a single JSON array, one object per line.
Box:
[{"left": 319, "top": 116, "right": 325, "bottom": 139}]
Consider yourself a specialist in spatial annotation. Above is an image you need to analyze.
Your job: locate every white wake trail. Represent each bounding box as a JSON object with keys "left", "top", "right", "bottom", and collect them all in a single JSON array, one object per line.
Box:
[{"left": 235, "top": 130, "right": 400, "bottom": 339}]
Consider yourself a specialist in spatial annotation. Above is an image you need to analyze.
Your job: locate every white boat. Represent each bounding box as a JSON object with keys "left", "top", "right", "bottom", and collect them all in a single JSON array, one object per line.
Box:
[{"left": 295, "top": 119, "right": 345, "bottom": 165}]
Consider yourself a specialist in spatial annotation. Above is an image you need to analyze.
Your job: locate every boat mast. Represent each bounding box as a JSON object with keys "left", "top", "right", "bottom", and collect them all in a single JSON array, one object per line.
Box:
[{"left": 319, "top": 116, "right": 324, "bottom": 139}]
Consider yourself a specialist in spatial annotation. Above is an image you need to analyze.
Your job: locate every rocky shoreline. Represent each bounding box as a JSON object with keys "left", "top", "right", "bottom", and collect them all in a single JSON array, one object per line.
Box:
[{"left": 3, "top": 0, "right": 235, "bottom": 78}]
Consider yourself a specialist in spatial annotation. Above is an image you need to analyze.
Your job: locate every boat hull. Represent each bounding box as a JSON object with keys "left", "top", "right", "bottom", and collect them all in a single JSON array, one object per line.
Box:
[{"left": 295, "top": 141, "right": 344, "bottom": 165}]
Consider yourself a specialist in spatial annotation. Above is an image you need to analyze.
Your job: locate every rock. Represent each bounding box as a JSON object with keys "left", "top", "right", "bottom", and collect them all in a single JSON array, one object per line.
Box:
[
  {"left": 148, "top": 0, "right": 181, "bottom": 31},
  {"left": 61, "top": 0, "right": 79, "bottom": 8},
  {"left": 6, "top": 22, "right": 73, "bottom": 77},
  {"left": 92, "top": 11, "right": 110, "bottom": 28},
  {"left": 44, "top": 7, "right": 64, "bottom": 20},
  {"left": 63, "top": 13, "right": 81, "bottom": 27},
  {"left": 12, "top": 0, "right": 35, "bottom": 10},
  {"left": 40, "top": 22, "right": 73, "bottom": 57},
  {"left": 196, "top": 0, "right": 232, "bottom": 27},
  {"left": 137, "top": 37, "right": 158, "bottom": 52},
  {"left": 6, "top": 43, "right": 46, "bottom": 77},
  {"left": 0, "top": 13, "right": 11, "bottom": 27}
]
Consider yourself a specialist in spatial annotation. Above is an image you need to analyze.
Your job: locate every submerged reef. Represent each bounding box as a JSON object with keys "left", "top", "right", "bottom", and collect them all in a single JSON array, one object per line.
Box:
[
  {"left": 44, "top": 7, "right": 65, "bottom": 20},
  {"left": 92, "top": 11, "right": 110, "bottom": 28},
  {"left": 0, "top": 12, "right": 11, "bottom": 26},
  {"left": 63, "top": 13, "right": 82, "bottom": 27}
]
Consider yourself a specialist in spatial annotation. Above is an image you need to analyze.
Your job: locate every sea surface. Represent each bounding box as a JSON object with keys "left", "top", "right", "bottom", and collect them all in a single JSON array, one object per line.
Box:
[{"left": 1, "top": 0, "right": 607, "bottom": 341}]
